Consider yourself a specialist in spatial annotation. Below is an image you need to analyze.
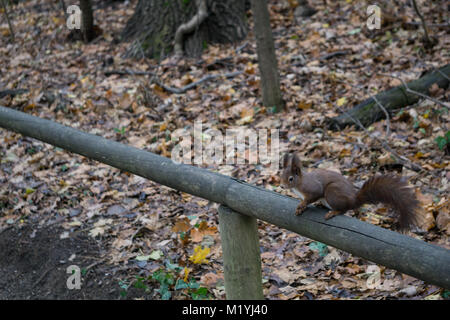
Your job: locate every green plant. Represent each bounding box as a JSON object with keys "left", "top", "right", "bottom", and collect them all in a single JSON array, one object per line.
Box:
[
  {"left": 442, "top": 290, "right": 450, "bottom": 299},
  {"left": 151, "top": 269, "right": 175, "bottom": 300},
  {"left": 435, "top": 131, "right": 450, "bottom": 152},
  {"left": 114, "top": 126, "right": 126, "bottom": 136},
  {"left": 151, "top": 260, "right": 211, "bottom": 300},
  {"left": 134, "top": 276, "right": 150, "bottom": 291},
  {"left": 118, "top": 280, "right": 129, "bottom": 298},
  {"left": 117, "top": 260, "right": 211, "bottom": 299}
]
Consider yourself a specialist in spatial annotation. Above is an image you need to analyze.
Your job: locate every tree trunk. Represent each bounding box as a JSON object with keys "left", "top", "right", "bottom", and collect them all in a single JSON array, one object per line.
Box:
[
  {"left": 121, "top": 0, "right": 248, "bottom": 60},
  {"left": 80, "top": 0, "right": 94, "bottom": 42},
  {"left": 250, "top": 0, "right": 284, "bottom": 113}
]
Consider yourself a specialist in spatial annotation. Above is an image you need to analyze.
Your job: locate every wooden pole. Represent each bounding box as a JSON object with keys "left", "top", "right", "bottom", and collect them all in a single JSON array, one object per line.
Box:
[{"left": 218, "top": 205, "right": 264, "bottom": 300}]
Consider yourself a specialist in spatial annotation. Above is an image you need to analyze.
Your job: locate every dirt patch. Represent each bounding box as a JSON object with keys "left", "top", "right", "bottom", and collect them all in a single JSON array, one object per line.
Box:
[{"left": 0, "top": 223, "right": 146, "bottom": 299}]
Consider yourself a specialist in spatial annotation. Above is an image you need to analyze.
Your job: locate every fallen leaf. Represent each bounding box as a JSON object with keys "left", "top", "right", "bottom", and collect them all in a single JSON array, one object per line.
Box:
[{"left": 189, "top": 246, "right": 210, "bottom": 264}]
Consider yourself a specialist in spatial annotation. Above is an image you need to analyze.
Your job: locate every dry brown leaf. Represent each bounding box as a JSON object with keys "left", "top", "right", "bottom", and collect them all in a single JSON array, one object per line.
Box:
[{"left": 172, "top": 217, "right": 191, "bottom": 233}]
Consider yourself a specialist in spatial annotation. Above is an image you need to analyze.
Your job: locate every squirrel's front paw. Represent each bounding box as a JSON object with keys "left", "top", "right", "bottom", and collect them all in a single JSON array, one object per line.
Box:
[{"left": 295, "top": 204, "right": 306, "bottom": 216}]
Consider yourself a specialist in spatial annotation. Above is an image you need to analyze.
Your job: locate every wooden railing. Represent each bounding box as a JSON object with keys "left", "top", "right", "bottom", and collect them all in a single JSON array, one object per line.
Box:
[{"left": 1, "top": 105, "right": 449, "bottom": 297}]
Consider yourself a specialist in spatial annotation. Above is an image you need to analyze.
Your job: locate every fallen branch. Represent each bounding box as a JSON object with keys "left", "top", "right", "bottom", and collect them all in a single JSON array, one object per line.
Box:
[
  {"left": 0, "top": 89, "right": 28, "bottom": 98},
  {"left": 319, "top": 50, "right": 350, "bottom": 61},
  {"left": 104, "top": 69, "right": 155, "bottom": 77},
  {"left": 328, "top": 63, "right": 450, "bottom": 129},
  {"left": 32, "top": 267, "right": 53, "bottom": 288},
  {"left": 153, "top": 71, "right": 243, "bottom": 94},
  {"left": 404, "top": 22, "right": 450, "bottom": 29}
]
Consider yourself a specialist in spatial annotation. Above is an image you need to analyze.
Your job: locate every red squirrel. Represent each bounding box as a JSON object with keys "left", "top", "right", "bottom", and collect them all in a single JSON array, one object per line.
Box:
[{"left": 281, "top": 153, "right": 420, "bottom": 230}]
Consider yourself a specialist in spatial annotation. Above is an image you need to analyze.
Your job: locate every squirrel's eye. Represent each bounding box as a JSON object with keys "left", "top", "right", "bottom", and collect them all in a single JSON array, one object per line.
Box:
[{"left": 288, "top": 176, "right": 293, "bottom": 182}]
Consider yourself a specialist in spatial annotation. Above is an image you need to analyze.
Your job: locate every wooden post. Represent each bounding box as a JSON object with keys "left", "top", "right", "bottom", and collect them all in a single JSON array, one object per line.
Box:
[{"left": 218, "top": 205, "right": 264, "bottom": 300}]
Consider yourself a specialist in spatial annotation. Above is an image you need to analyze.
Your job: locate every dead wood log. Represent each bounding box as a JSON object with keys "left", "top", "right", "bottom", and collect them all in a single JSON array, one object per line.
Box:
[{"left": 328, "top": 63, "right": 450, "bottom": 130}]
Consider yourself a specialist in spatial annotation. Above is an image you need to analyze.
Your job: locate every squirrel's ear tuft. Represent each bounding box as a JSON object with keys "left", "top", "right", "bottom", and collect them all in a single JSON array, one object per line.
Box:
[
  {"left": 292, "top": 153, "right": 302, "bottom": 175},
  {"left": 282, "top": 153, "right": 291, "bottom": 169}
]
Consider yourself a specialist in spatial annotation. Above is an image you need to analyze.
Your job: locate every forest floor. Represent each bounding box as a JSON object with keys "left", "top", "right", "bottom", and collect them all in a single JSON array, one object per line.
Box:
[{"left": 0, "top": 0, "right": 449, "bottom": 299}]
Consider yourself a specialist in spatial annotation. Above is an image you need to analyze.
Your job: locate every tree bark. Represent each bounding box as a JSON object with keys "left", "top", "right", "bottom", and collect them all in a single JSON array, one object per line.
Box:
[
  {"left": 250, "top": 0, "right": 284, "bottom": 113},
  {"left": 328, "top": 64, "right": 450, "bottom": 130},
  {"left": 122, "top": 0, "right": 248, "bottom": 59},
  {"left": 80, "top": 0, "right": 94, "bottom": 42}
]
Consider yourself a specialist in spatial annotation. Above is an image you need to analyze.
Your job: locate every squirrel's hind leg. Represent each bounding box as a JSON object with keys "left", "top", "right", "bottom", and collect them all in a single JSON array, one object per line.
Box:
[
  {"left": 324, "top": 210, "right": 342, "bottom": 220},
  {"left": 323, "top": 183, "right": 355, "bottom": 220}
]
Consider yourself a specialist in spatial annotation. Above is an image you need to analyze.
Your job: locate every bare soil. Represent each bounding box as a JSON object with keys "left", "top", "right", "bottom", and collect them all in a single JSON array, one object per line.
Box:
[{"left": 0, "top": 223, "right": 147, "bottom": 299}]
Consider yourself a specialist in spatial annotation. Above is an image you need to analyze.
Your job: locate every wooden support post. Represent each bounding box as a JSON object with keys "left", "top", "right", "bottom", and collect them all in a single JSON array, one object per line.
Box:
[{"left": 218, "top": 205, "right": 264, "bottom": 300}]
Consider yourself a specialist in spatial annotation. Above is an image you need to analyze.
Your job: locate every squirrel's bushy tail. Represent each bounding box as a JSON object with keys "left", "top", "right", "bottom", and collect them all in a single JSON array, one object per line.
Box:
[{"left": 355, "top": 174, "right": 420, "bottom": 230}]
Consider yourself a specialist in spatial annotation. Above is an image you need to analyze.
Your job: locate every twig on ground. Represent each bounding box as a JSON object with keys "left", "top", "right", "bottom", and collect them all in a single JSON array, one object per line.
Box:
[
  {"left": 235, "top": 41, "right": 249, "bottom": 53},
  {"left": 333, "top": 102, "right": 423, "bottom": 173},
  {"left": 332, "top": 78, "right": 391, "bottom": 137},
  {"left": 434, "top": 67, "right": 450, "bottom": 81},
  {"left": 379, "top": 73, "right": 449, "bottom": 110},
  {"left": 32, "top": 267, "right": 53, "bottom": 288},
  {"left": 0, "top": 89, "right": 28, "bottom": 98},
  {"left": 411, "top": 0, "right": 432, "bottom": 45},
  {"left": 104, "top": 70, "right": 155, "bottom": 77},
  {"left": 85, "top": 260, "right": 105, "bottom": 271},
  {"left": 319, "top": 50, "right": 350, "bottom": 61},
  {"left": 153, "top": 71, "right": 243, "bottom": 94},
  {"left": 372, "top": 95, "right": 391, "bottom": 137}
]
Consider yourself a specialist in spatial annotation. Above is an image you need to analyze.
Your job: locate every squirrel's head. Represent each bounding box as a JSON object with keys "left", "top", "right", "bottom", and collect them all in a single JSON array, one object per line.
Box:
[{"left": 280, "top": 153, "right": 302, "bottom": 189}]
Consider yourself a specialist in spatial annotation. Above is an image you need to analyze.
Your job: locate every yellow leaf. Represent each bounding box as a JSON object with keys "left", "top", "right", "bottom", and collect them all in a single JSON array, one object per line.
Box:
[
  {"left": 240, "top": 106, "right": 254, "bottom": 119},
  {"left": 159, "top": 122, "right": 168, "bottom": 132},
  {"left": 189, "top": 246, "right": 210, "bottom": 264},
  {"left": 245, "top": 63, "right": 256, "bottom": 75},
  {"left": 414, "top": 151, "right": 424, "bottom": 159},
  {"left": 52, "top": 17, "right": 62, "bottom": 25},
  {"left": 338, "top": 148, "right": 351, "bottom": 158},
  {"left": 297, "top": 101, "right": 312, "bottom": 110},
  {"left": 336, "top": 97, "right": 347, "bottom": 107},
  {"left": 24, "top": 103, "right": 36, "bottom": 111},
  {"left": 183, "top": 267, "right": 191, "bottom": 282}
]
